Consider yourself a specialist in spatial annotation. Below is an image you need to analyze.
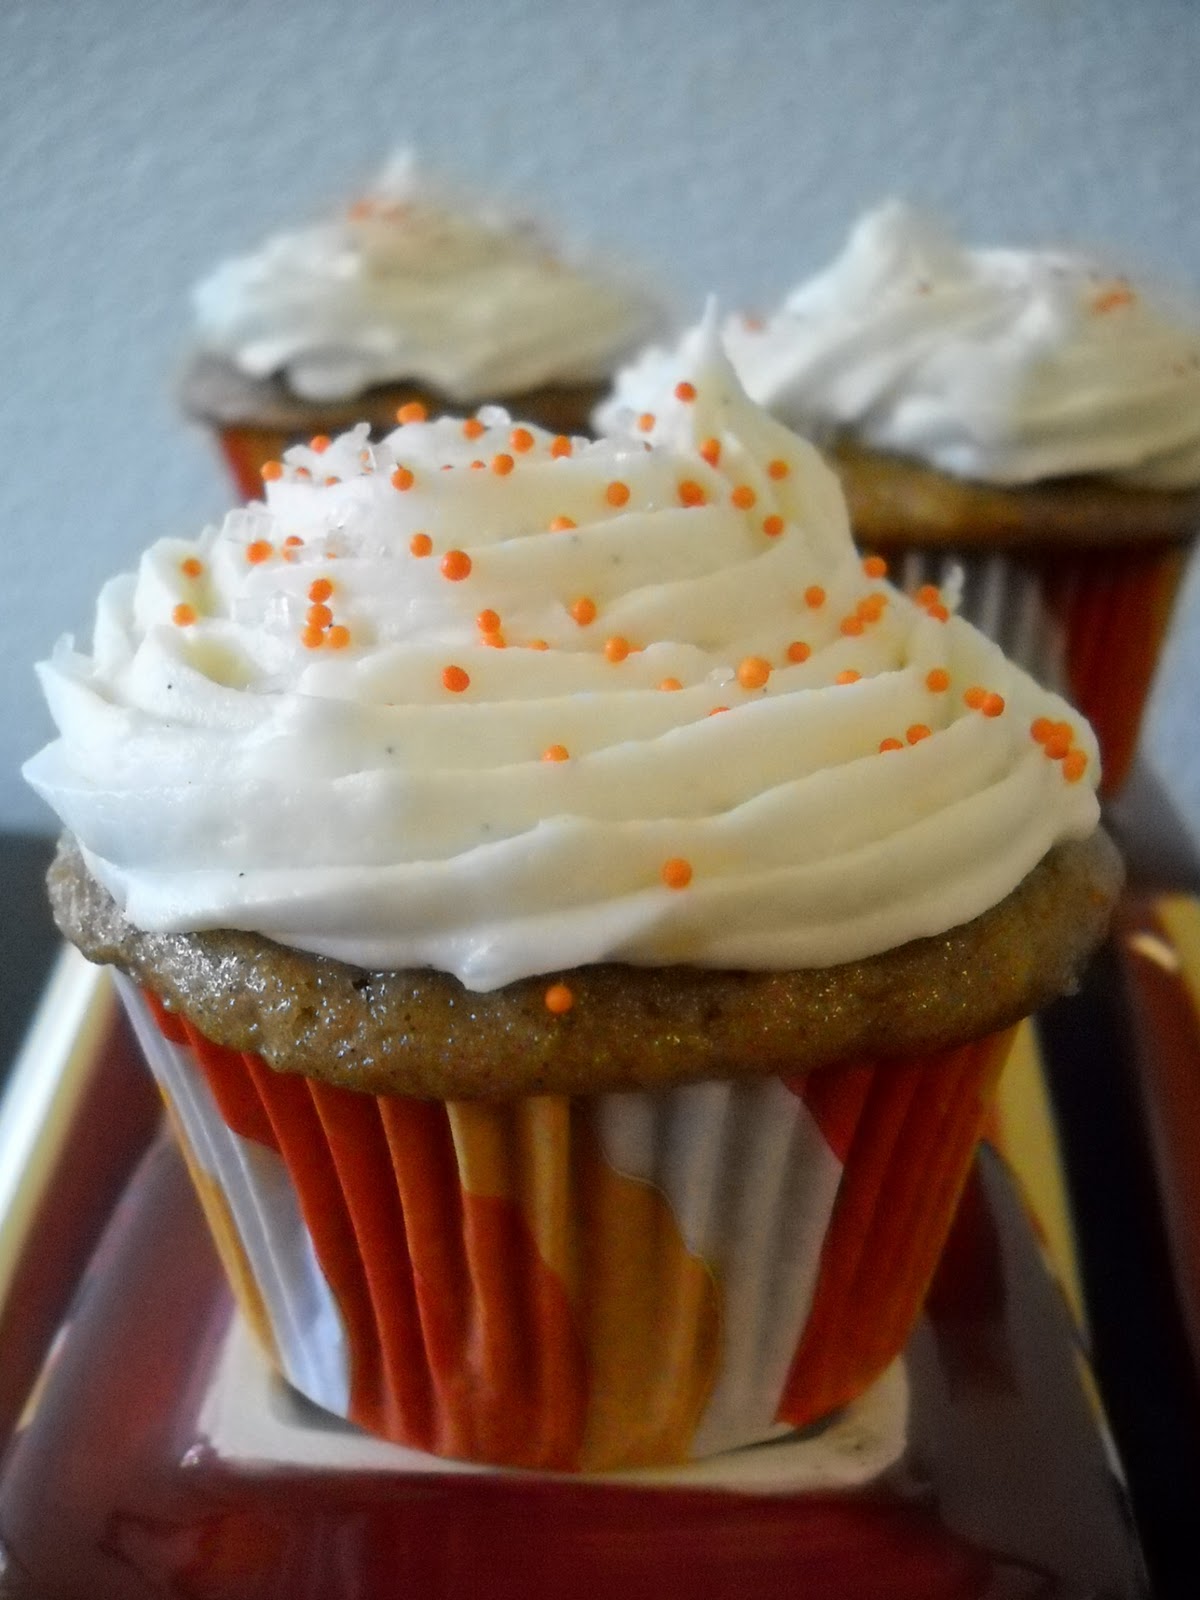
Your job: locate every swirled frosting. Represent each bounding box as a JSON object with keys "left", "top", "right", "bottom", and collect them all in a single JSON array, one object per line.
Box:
[
  {"left": 193, "top": 151, "right": 662, "bottom": 403},
  {"left": 26, "top": 322, "right": 1101, "bottom": 991},
  {"left": 598, "top": 202, "right": 1200, "bottom": 489}
]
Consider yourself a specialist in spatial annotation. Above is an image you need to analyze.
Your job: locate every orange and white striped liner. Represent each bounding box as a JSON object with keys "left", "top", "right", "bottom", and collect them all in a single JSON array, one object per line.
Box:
[{"left": 119, "top": 977, "right": 1010, "bottom": 1472}]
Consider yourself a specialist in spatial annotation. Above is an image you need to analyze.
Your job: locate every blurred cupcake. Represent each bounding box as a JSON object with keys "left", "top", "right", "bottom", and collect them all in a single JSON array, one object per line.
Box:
[
  {"left": 599, "top": 204, "right": 1200, "bottom": 793},
  {"left": 29, "top": 324, "right": 1118, "bottom": 1472},
  {"left": 182, "top": 151, "right": 665, "bottom": 500}
]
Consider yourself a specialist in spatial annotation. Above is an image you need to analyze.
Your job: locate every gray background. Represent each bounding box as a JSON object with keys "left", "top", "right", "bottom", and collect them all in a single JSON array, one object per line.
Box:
[{"left": 4, "top": 0, "right": 1199, "bottom": 840}]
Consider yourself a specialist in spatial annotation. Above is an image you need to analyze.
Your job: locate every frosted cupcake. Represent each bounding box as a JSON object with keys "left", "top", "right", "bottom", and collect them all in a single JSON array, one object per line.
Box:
[
  {"left": 29, "top": 323, "right": 1119, "bottom": 1471},
  {"left": 183, "top": 151, "right": 664, "bottom": 500},
  {"left": 599, "top": 204, "right": 1200, "bottom": 793}
]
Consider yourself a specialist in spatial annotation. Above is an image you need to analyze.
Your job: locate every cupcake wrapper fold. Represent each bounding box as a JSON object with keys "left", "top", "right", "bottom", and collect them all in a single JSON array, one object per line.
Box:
[
  {"left": 215, "top": 426, "right": 294, "bottom": 503},
  {"left": 891, "top": 543, "right": 1186, "bottom": 794},
  {"left": 118, "top": 977, "right": 1010, "bottom": 1472}
]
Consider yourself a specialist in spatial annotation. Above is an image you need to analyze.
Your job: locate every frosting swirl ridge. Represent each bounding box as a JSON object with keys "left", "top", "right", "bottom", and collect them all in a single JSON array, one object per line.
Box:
[{"left": 27, "top": 325, "right": 1101, "bottom": 990}]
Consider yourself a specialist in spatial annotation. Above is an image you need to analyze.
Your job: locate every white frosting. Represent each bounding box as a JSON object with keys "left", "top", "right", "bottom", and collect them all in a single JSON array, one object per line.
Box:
[
  {"left": 598, "top": 202, "right": 1200, "bottom": 489},
  {"left": 193, "top": 152, "right": 663, "bottom": 403},
  {"left": 26, "top": 323, "right": 1100, "bottom": 991}
]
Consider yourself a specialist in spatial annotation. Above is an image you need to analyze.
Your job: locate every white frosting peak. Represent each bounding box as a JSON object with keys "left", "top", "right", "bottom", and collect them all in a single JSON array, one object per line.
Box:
[
  {"left": 27, "top": 335, "right": 1100, "bottom": 990},
  {"left": 599, "top": 202, "right": 1200, "bottom": 489},
  {"left": 193, "top": 151, "right": 663, "bottom": 402}
]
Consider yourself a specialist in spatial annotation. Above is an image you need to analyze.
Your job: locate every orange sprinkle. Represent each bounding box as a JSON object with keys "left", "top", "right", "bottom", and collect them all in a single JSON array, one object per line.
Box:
[
  {"left": 700, "top": 437, "right": 721, "bottom": 467},
  {"left": 763, "top": 515, "right": 785, "bottom": 537},
  {"left": 1031, "top": 717, "right": 1055, "bottom": 744},
  {"left": 906, "top": 723, "right": 932, "bottom": 744},
  {"left": 544, "top": 982, "right": 575, "bottom": 1015},
  {"left": 527, "top": 639, "right": 550, "bottom": 651},
  {"left": 1093, "top": 285, "right": 1135, "bottom": 315},
  {"left": 674, "top": 381, "right": 697, "bottom": 402},
  {"left": 246, "top": 540, "right": 273, "bottom": 564},
  {"left": 857, "top": 594, "right": 886, "bottom": 622},
  {"left": 549, "top": 515, "right": 578, "bottom": 532},
  {"left": 324, "top": 476, "right": 340, "bottom": 486},
  {"left": 300, "top": 624, "right": 325, "bottom": 650},
  {"left": 606, "top": 481, "right": 631, "bottom": 507},
  {"left": 492, "top": 453, "right": 515, "bottom": 476},
  {"left": 570, "top": 596, "right": 597, "bottom": 626},
  {"left": 1063, "top": 749, "right": 1088, "bottom": 782},
  {"left": 462, "top": 417, "right": 486, "bottom": 440},
  {"left": 835, "top": 669, "right": 861, "bottom": 685},
  {"left": 294, "top": 466, "right": 312, "bottom": 481},
  {"left": 927, "top": 603, "right": 950, "bottom": 622},
  {"left": 709, "top": 705, "right": 730, "bottom": 716},
  {"left": 767, "top": 459, "right": 790, "bottom": 480},
  {"left": 260, "top": 460, "right": 283, "bottom": 482},
  {"left": 804, "top": 585, "right": 826, "bottom": 609},
  {"left": 442, "top": 664, "right": 470, "bottom": 693},
  {"left": 1044, "top": 730, "right": 1072, "bottom": 761},
  {"left": 786, "top": 640, "right": 811, "bottom": 664},
  {"left": 283, "top": 535, "right": 304, "bottom": 550},
  {"left": 482, "top": 631, "right": 506, "bottom": 649},
  {"left": 391, "top": 466, "right": 415, "bottom": 491},
  {"left": 326, "top": 625, "right": 351, "bottom": 650},
  {"left": 731, "top": 485, "right": 757, "bottom": 510},
  {"left": 963, "top": 686, "right": 987, "bottom": 710},
  {"left": 542, "top": 745, "right": 570, "bottom": 763},
  {"left": 308, "top": 577, "right": 334, "bottom": 603},
  {"left": 925, "top": 668, "right": 951, "bottom": 693},
  {"left": 915, "top": 584, "right": 940, "bottom": 608},
  {"left": 678, "top": 479, "right": 707, "bottom": 507},
  {"left": 171, "top": 603, "right": 197, "bottom": 627},
  {"left": 637, "top": 413, "right": 656, "bottom": 433},
  {"left": 510, "top": 427, "right": 535, "bottom": 453},
  {"left": 605, "top": 635, "right": 631, "bottom": 663},
  {"left": 477, "top": 608, "right": 501, "bottom": 634},
  {"left": 395, "top": 400, "right": 428, "bottom": 424},
  {"left": 310, "top": 435, "right": 331, "bottom": 453},
  {"left": 550, "top": 435, "right": 573, "bottom": 458},
  {"left": 862, "top": 555, "right": 888, "bottom": 578},
  {"left": 879, "top": 737, "right": 904, "bottom": 753},
  {"left": 306, "top": 603, "right": 333, "bottom": 629},
  {"left": 180, "top": 557, "right": 203, "bottom": 579},
  {"left": 738, "top": 656, "right": 771, "bottom": 690},
  {"left": 469, "top": 460, "right": 486, "bottom": 470},
  {"left": 658, "top": 677, "right": 683, "bottom": 692},
  {"left": 661, "top": 857, "right": 694, "bottom": 890},
  {"left": 410, "top": 532, "right": 433, "bottom": 557},
  {"left": 840, "top": 616, "right": 865, "bottom": 637},
  {"left": 441, "top": 549, "right": 473, "bottom": 582},
  {"left": 981, "top": 692, "right": 1006, "bottom": 718}
]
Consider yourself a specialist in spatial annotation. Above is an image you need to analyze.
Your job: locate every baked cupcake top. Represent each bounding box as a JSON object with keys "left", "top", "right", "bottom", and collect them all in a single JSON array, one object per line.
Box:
[
  {"left": 598, "top": 201, "right": 1200, "bottom": 490},
  {"left": 190, "top": 151, "right": 662, "bottom": 406},
  {"left": 29, "top": 319, "right": 1105, "bottom": 1010}
]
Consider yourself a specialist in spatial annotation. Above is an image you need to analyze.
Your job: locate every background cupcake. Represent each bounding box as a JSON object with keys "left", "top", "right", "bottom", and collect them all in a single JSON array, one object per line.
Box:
[
  {"left": 28, "top": 330, "right": 1118, "bottom": 1472},
  {"left": 599, "top": 204, "right": 1200, "bottom": 793},
  {"left": 182, "top": 150, "right": 666, "bottom": 500}
]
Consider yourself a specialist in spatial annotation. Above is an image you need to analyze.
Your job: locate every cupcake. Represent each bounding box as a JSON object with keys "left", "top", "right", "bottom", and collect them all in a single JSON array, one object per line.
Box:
[
  {"left": 598, "top": 204, "right": 1200, "bottom": 794},
  {"left": 182, "top": 150, "right": 665, "bottom": 501},
  {"left": 27, "top": 322, "right": 1119, "bottom": 1472}
]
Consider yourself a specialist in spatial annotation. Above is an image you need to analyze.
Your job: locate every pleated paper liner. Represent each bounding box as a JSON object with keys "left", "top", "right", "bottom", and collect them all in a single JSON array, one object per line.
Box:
[
  {"left": 118, "top": 977, "right": 1010, "bottom": 1473},
  {"left": 883, "top": 542, "right": 1187, "bottom": 796}
]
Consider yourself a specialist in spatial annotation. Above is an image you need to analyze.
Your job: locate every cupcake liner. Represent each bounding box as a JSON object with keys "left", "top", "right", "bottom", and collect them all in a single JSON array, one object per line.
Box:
[
  {"left": 889, "top": 542, "right": 1187, "bottom": 794},
  {"left": 117, "top": 976, "right": 1010, "bottom": 1472},
  {"left": 215, "top": 425, "right": 294, "bottom": 504}
]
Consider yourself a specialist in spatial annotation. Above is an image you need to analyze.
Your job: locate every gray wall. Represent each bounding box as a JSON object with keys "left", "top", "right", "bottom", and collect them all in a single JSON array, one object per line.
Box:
[{"left": 4, "top": 0, "right": 1200, "bottom": 838}]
